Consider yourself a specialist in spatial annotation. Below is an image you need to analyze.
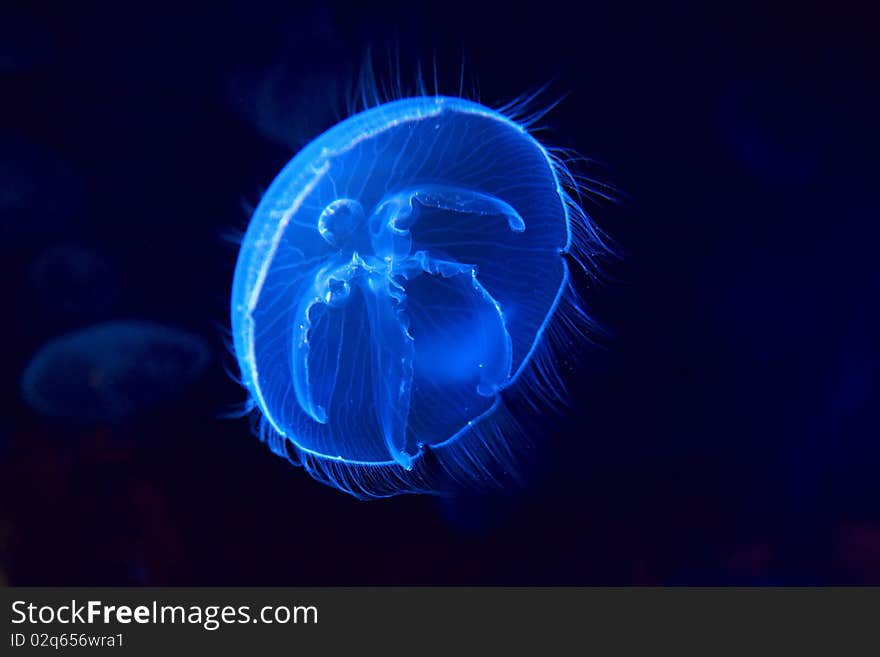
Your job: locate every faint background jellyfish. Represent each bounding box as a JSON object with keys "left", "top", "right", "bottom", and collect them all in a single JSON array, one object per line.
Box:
[
  {"left": 0, "top": 134, "right": 86, "bottom": 248},
  {"left": 718, "top": 77, "right": 830, "bottom": 187},
  {"left": 21, "top": 321, "right": 211, "bottom": 425},
  {"left": 26, "top": 243, "right": 122, "bottom": 322},
  {"left": 0, "top": 5, "right": 54, "bottom": 72},
  {"left": 225, "top": 6, "right": 356, "bottom": 150},
  {"left": 230, "top": 60, "right": 614, "bottom": 498}
]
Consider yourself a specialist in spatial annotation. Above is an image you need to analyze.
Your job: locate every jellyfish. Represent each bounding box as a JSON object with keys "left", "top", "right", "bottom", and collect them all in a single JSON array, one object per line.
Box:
[
  {"left": 231, "top": 89, "right": 610, "bottom": 498},
  {"left": 21, "top": 321, "right": 211, "bottom": 424},
  {"left": 226, "top": 7, "right": 354, "bottom": 149}
]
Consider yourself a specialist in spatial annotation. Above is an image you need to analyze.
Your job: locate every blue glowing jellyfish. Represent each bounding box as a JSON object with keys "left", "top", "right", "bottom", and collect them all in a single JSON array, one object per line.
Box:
[
  {"left": 231, "top": 92, "right": 609, "bottom": 498},
  {"left": 21, "top": 321, "right": 211, "bottom": 424}
]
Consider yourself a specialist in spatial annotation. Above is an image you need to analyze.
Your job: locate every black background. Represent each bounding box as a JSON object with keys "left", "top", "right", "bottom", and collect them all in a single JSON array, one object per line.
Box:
[{"left": 1, "top": 0, "right": 878, "bottom": 585}]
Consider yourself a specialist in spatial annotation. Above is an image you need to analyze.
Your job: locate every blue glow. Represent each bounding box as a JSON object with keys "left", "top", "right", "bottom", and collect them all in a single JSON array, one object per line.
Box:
[
  {"left": 21, "top": 321, "right": 210, "bottom": 424},
  {"left": 231, "top": 94, "right": 607, "bottom": 498}
]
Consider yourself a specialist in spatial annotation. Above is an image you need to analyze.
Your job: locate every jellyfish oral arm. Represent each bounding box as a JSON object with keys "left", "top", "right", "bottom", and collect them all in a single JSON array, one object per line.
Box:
[
  {"left": 289, "top": 185, "right": 521, "bottom": 467},
  {"left": 363, "top": 271, "right": 416, "bottom": 468}
]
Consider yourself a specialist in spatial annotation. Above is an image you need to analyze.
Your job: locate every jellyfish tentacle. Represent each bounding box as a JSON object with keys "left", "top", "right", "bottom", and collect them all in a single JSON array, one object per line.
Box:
[
  {"left": 291, "top": 295, "right": 326, "bottom": 423},
  {"left": 361, "top": 267, "right": 416, "bottom": 468},
  {"left": 290, "top": 251, "right": 418, "bottom": 467},
  {"left": 292, "top": 179, "right": 525, "bottom": 466},
  {"left": 290, "top": 254, "right": 360, "bottom": 425}
]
